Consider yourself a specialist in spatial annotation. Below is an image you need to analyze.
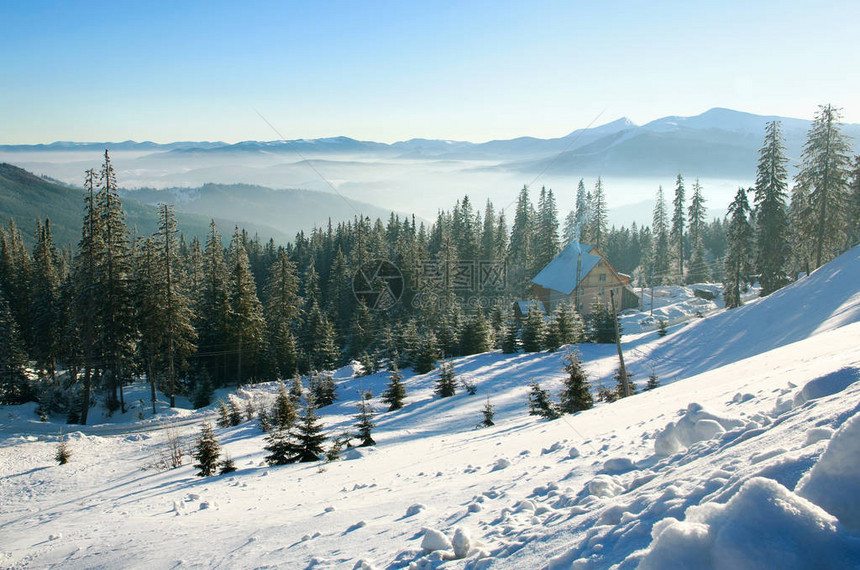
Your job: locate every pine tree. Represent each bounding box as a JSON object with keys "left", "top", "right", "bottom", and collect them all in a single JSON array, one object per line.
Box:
[
  {"left": 30, "top": 219, "right": 61, "bottom": 380},
  {"left": 559, "top": 350, "right": 593, "bottom": 414},
  {"left": 155, "top": 204, "right": 197, "bottom": 406},
  {"left": 671, "top": 174, "right": 686, "bottom": 282},
  {"left": 216, "top": 400, "right": 231, "bottom": 428},
  {"left": 754, "top": 121, "right": 791, "bottom": 295},
  {"left": 219, "top": 452, "right": 237, "bottom": 474},
  {"left": 0, "top": 288, "right": 31, "bottom": 404},
  {"left": 687, "top": 180, "right": 707, "bottom": 254},
  {"left": 657, "top": 319, "right": 668, "bottom": 337},
  {"left": 520, "top": 306, "right": 546, "bottom": 352},
  {"left": 198, "top": 220, "right": 231, "bottom": 385},
  {"left": 545, "top": 302, "right": 585, "bottom": 351},
  {"left": 587, "top": 302, "right": 618, "bottom": 343},
  {"left": 263, "top": 249, "right": 301, "bottom": 379},
  {"left": 264, "top": 426, "right": 293, "bottom": 465},
  {"left": 724, "top": 187, "right": 754, "bottom": 309},
  {"left": 479, "top": 395, "right": 495, "bottom": 427},
  {"left": 193, "top": 422, "right": 221, "bottom": 477},
  {"left": 271, "top": 382, "right": 298, "bottom": 430},
  {"left": 572, "top": 179, "right": 589, "bottom": 242},
  {"left": 792, "top": 104, "right": 853, "bottom": 269},
  {"left": 287, "top": 397, "right": 327, "bottom": 463},
  {"left": 652, "top": 186, "right": 671, "bottom": 285},
  {"left": 94, "top": 150, "right": 136, "bottom": 413},
  {"left": 646, "top": 372, "right": 660, "bottom": 391},
  {"left": 501, "top": 319, "right": 519, "bottom": 354},
  {"left": 304, "top": 301, "right": 339, "bottom": 371},
  {"left": 527, "top": 381, "right": 559, "bottom": 419},
  {"left": 534, "top": 186, "right": 560, "bottom": 270},
  {"left": 381, "top": 365, "right": 407, "bottom": 411},
  {"left": 228, "top": 228, "right": 267, "bottom": 383},
  {"left": 508, "top": 186, "right": 536, "bottom": 292},
  {"left": 354, "top": 393, "right": 376, "bottom": 446},
  {"left": 460, "top": 310, "right": 491, "bottom": 355},
  {"left": 435, "top": 360, "right": 457, "bottom": 397},
  {"left": 413, "top": 331, "right": 439, "bottom": 374},
  {"left": 614, "top": 367, "right": 635, "bottom": 397},
  {"left": 587, "top": 178, "right": 608, "bottom": 249},
  {"left": 308, "top": 372, "right": 338, "bottom": 407},
  {"left": 228, "top": 398, "right": 243, "bottom": 426},
  {"left": 848, "top": 156, "right": 860, "bottom": 249}
]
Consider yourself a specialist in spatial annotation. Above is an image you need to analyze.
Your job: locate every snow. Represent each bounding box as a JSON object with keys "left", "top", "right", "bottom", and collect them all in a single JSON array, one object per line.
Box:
[
  {"left": 796, "top": 411, "right": 860, "bottom": 531},
  {"left": 531, "top": 242, "right": 601, "bottom": 295},
  {"left": 2, "top": 244, "right": 860, "bottom": 568}
]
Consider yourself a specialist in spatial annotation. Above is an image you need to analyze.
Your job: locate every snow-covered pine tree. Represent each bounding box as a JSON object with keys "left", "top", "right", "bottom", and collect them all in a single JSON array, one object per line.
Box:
[
  {"left": 193, "top": 422, "right": 221, "bottom": 477},
  {"left": 289, "top": 376, "right": 303, "bottom": 403},
  {"left": 587, "top": 178, "right": 608, "bottom": 250},
  {"left": 657, "top": 319, "right": 668, "bottom": 337},
  {"left": 354, "top": 393, "right": 376, "bottom": 447},
  {"left": 559, "top": 350, "right": 593, "bottom": 414},
  {"left": 381, "top": 365, "right": 406, "bottom": 411},
  {"left": 216, "top": 400, "right": 231, "bottom": 428},
  {"left": 545, "top": 302, "right": 585, "bottom": 351},
  {"left": 435, "top": 360, "right": 457, "bottom": 397},
  {"left": 724, "top": 187, "right": 754, "bottom": 309},
  {"left": 753, "top": 121, "right": 791, "bottom": 296}
]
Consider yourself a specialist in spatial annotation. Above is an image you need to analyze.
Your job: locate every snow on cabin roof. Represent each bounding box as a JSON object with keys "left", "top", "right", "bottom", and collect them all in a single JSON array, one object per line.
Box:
[{"left": 531, "top": 242, "right": 601, "bottom": 295}]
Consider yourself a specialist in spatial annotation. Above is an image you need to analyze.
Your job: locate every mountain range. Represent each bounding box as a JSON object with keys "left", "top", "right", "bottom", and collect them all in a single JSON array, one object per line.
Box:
[{"left": 1, "top": 107, "right": 857, "bottom": 228}]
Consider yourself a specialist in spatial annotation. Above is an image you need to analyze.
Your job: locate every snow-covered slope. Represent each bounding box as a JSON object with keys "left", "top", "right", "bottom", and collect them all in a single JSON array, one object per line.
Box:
[{"left": 2, "top": 246, "right": 860, "bottom": 569}]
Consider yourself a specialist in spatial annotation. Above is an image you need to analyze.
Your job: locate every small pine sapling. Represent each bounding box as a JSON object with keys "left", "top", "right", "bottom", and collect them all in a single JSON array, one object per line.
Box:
[
  {"left": 55, "top": 433, "right": 71, "bottom": 465},
  {"left": 193, "top": 422, "right": 221, "bottom": 477},
  {"left": 219, "top": 452, "right": 237, "bottom": 475},
  {"left": 597, "top": 385, "right": 618, "bottom": 403},
  {"left": 528, "top": 381, "right": 560, "bottom": 419},
  {"left": 228, "top": 399, "right": 242, "bottom": 426},
  {"left": 646, "top": 372, "right": 660, "bottom": 391},
  {"left": 657, "top": 319, "right": 668, "bottom": 337},
  {"left": 461, "top": 376, "right": 477, "bottom": 395},
  {"left": 289, "top": 376, "right": 303, "bottom": 403},
  {"left": 614, "top": 368, "right": 636, "bottom": 398},
  {"left": 479, "top": 395, "right": 495, "bottom": 427},
  {"left": 435, "top": 360, "right": 457, "bottom": 398},
  {"left": 244, "top": 400, "right": 256, "bottom": 421},
  {"left": 354, "top": 393, "right": 376, "bottom": 447},
  {"left": 216, "top": 400, "right": 231, "bottom": 428},
  {"left": 381, "top": 365, "right": 406, "bottom": 411}
]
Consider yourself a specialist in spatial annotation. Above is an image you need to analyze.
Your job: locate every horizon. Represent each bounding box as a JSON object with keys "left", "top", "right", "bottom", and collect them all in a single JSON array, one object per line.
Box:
[{"left": 2, "top": 1, "right": 858, "bottom": 145}]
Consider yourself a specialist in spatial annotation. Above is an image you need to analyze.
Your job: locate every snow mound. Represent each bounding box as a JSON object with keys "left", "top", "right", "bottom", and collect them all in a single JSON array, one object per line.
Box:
[
  {"left": 796, "top": 411, "right": 860, "bottom": 531},
  {"left": 804, "top": 427, "right": 834, "bottom": 446},
  {"left": 421, "top": 528, "right": 452, "bottom": 552},
  {"left": 587, "top": 475, "right": 624, "bottom": 498},
  {"left": 451, "top": 526, "right": 471, "bottom": 559},
  {"left": 655, "top": 403, "right": 742, "bottom": 456},
  {"left": 405, "top": 504, "right": 426, "bottom": 517},
  {"left": 603, "top": 457, "right": 635, "bottom": 473},
  {"left": 794, "top": 367, "right": 860, "bottom": 406},
  {"left": 639, "top": 477, "right": 860, "bottom": 570}
]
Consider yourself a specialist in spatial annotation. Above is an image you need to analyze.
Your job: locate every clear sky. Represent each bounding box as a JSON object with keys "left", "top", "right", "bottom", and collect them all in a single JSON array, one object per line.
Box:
[{"left": 2, "top": 0, "right": 858, "bottom": 144}]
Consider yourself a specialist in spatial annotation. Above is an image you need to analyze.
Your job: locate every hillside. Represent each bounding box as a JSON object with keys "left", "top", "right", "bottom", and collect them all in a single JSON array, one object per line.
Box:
[
  {"left": 2, "top": 246, "right": 859, "bottom": 568},
  {"left": 0, "top": 163, "right": 390, "bottom": 247}
]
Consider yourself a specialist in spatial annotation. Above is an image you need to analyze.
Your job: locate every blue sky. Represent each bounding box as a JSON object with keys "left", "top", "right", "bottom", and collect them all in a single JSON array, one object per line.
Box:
[{"left": 2, "top": 0, "right": 858, "bottom": 144}]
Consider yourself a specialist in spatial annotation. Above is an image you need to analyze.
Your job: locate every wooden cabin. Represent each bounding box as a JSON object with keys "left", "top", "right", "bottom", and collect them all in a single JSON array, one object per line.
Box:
[{"left": 531, "top": 242, "right": 639, "bottom": 315}]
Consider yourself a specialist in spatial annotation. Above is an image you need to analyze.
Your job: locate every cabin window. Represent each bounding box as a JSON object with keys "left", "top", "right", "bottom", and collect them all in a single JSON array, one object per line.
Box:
[{"left": 599, "top": 273, "right": 607, "bottom": 282}]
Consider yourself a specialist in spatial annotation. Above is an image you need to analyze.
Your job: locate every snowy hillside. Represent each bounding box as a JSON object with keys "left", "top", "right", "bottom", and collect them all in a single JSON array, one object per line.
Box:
[{"left": 2, "top": 246, "right": 860, "bottom": 569}]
